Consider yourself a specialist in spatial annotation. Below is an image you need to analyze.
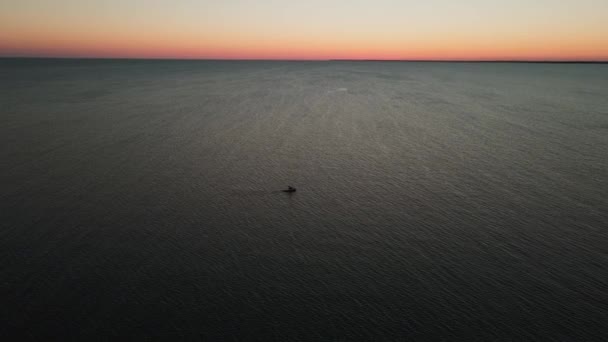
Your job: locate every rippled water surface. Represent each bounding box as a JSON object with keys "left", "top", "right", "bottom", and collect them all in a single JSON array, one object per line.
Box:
[{"left": 1, "top": 59, "right": 607, "bottom": 340}]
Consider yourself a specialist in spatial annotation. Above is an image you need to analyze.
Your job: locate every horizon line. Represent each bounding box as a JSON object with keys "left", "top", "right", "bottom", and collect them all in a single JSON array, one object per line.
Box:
[{"left": 1, "top": 56, "right": 607, "bottom": 64}]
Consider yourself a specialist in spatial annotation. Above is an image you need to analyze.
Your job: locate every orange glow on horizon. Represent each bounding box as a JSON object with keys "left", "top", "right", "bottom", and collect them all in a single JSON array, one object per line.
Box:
[{"left": 2, "top": 32, "right": 607, "bottom": 61}]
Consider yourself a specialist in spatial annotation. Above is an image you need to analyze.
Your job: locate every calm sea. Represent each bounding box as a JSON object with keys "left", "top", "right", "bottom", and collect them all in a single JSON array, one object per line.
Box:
[{"left": 1, "top": 59, "right": 607, "bottom": 340}]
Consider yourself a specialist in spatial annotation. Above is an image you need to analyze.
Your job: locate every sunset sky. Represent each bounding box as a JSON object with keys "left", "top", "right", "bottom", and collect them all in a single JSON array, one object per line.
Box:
[{"left": 1, "top": 0, "right": 607, "bottom": 60}]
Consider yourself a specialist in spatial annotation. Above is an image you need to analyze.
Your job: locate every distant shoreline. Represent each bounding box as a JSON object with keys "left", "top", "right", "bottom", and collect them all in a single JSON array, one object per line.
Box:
[{"left": 1, "top": 56, "right": 607, "bottom": 64}]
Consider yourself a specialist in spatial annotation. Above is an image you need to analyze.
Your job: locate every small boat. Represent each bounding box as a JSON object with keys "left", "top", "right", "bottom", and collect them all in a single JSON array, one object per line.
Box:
[{"left": 282, "top": 186, "right": 296, "bottom": 193}]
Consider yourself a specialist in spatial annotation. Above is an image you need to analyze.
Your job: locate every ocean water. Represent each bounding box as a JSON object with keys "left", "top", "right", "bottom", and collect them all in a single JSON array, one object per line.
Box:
[{"left": 1, "top": 59, "right": 607, "bottom": 340}]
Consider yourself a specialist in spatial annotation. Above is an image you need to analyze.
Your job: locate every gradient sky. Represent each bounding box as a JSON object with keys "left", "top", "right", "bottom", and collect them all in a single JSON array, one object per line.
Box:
[{"left": 1, "top": 0, "right": 607, "bottom": 60}]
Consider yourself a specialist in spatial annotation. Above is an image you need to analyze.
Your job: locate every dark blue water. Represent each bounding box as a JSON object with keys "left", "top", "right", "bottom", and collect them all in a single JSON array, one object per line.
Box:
[{"left": 1, "top": 58, "right": 607, "bottom": 340}]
